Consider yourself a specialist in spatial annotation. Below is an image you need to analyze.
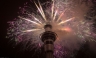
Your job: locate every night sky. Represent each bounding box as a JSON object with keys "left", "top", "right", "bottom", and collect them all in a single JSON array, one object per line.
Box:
[{"left": 0, "top": 0, "right": 96, "bottom": 58}]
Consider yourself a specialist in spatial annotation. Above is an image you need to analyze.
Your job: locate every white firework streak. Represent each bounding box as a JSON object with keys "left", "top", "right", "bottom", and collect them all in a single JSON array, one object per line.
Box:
[
  {"left": 34, "top": 1, "right": 47, "bottom": 22},
  {"left": 22, "top": 29, "right": 42, "bottom": 33},
  {"left": 33, "top": 16, "right": 42, "bottom": 24},
  {"left": 51, "top": 0, "right": 55, "bottom": 18},
  {"left": 58, "top": 17, "right": 75, "bottom": 25},
  {"left": 53, "top": 10, "right": 58, "bottom": 21},
  {"left": 18, "top": 16, "right": 41, "bottom": 26},
  {"left": 26, "top": 13, "right": 43, "bottom": 24},
  {"left": 57, "top": 9, "right": 67, "bottom": 22}
]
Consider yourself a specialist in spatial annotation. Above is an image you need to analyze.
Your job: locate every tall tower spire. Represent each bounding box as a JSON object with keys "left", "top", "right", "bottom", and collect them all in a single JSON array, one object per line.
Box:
[{"left": 40, "top": 24, "right": 57, "bottom": 58}]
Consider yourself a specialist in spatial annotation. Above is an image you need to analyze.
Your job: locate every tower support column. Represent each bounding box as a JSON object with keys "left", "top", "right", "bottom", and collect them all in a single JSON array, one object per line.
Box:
[
  {"left": 40, "top": 24, "right": 57, "bottom": 58},
  {"left": 46, "top": 52, "right": 54, "bottom": 58}
]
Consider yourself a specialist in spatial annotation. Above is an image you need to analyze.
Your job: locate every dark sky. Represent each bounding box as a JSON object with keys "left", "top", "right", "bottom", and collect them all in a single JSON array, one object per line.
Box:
[{"left": 0, "top": 0, "right": 96, "bottom": 58}]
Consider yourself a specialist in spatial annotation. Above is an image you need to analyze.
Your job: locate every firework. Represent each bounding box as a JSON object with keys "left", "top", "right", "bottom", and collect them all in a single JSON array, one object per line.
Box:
[{"left": 7, "top": 0, "right": 96, "bottom": 58}]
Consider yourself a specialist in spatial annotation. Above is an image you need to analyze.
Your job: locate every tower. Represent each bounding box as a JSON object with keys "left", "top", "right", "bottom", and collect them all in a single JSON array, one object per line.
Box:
[{"left": 40, "top": 24, "right": 57, "bottom": 58}]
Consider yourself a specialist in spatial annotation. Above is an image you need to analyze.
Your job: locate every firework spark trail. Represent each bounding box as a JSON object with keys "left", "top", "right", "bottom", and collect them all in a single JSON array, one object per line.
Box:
[
  {"left": 26, "top": 13, "right": 43, "bottom": 24},
  {"left": 56, "top": 9, "right": 67, "bottom": 22},
  {"left": 57, "top": 12, "right": 64, "bottom": 22},
  {"left": 58, "top": 17, "right": 75, "bottom": 25},
  {"left": 7, "top": 0, "right": 96, "bottom": 58},
  {"left": 53, "top": 10, "right": 58, "bottom": 21},
  {"left": 18, "top": 16, "right": 41, "bottom": 26},
  {"left": 22, "top": 29, "right": 41, "bottom": 33},
  {"left": 33, "top": 16, "right": 42, "bottom": 24},
  {"left": 51, "top": 0, "right": 55, "bottom": 18},
  {"left": 34, "top": 1, "right": 47, "bottom": 22}
]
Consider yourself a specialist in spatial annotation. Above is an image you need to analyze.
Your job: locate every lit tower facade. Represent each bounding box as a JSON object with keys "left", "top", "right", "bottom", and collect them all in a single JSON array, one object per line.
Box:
[{"left": 40, "top": 24, "right": 57, "bottom": 58}]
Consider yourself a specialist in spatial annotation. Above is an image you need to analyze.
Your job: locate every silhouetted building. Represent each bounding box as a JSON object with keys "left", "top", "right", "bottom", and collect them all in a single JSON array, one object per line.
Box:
[{"left": 40, "top": 24, "right": 57, "bottom": 58}]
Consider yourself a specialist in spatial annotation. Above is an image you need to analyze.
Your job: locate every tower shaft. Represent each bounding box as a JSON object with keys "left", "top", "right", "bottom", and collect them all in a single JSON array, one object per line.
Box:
[
  {"left": 44, "top": 39, "right": 54, "bottom": 58},
  {"left": 41, "top": 24, "right": 57, "bottom": 58},
  {"left": 46, "top": 52, "right": 54, "bottom": 58}
]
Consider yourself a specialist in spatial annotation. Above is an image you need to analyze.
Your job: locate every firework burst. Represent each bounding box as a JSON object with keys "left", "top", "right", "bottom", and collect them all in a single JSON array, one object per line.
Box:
[{"left": 7, "top": 0, "right": 96, "bottom": 58}]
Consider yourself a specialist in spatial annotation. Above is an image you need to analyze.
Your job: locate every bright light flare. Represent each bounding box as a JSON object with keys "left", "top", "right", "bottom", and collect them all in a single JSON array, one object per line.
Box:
[{"left": 61, "top": 27, "right": 72, "bottom": 32}]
